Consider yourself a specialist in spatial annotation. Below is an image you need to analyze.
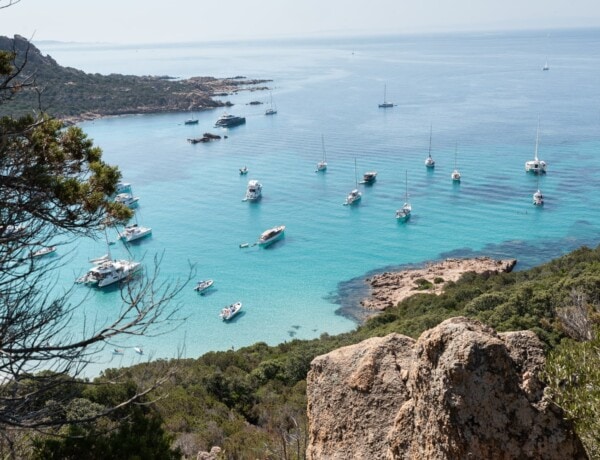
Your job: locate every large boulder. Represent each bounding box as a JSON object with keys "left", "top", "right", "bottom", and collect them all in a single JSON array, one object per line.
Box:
[{"left": 306, "top": 317, "right": 587, "bottom": 459}]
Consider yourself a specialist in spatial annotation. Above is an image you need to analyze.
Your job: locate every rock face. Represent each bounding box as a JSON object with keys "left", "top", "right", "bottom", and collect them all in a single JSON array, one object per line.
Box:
[{"left": 306, "top": 317, "right": 587, "bottom": 460}]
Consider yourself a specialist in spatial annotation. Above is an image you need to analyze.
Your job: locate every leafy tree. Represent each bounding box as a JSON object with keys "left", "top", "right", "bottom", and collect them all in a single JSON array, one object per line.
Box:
[
  {"left": 0, "top": 12, "right": 187, "bottom": 457},
  {"left": 545, "top": 329, "right": 600, "bottom": 458}
]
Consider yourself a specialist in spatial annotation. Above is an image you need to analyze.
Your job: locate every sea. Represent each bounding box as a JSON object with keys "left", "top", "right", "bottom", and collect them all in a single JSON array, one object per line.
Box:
[{"left": 36, "top": 28, "right": 600, "bottom": 375}]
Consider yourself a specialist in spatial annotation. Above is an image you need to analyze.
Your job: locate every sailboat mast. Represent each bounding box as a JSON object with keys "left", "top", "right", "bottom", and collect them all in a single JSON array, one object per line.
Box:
[
  {"left": 354, "top": 158, "right": 358, "bottom": 188},
  {"left": 321, "top": 134, "right": 326, "bottom": 162},
  {"left": 103, "top": 225, "right": 112, "bottom": 260},
  {"left": 534, "top": 118, "right": 540, "bottom": 161},
  {"left": 454, "top": 143, "right": 458, "bottom": 168},
  {"left": 428, "top": 124, "right": 433, "bottom": 157},
  {"left": 405, "top": 170, "right": 408, "bottom": 201}
]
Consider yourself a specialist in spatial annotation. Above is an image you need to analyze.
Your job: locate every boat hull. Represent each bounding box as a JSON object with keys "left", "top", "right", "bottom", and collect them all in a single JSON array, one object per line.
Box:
[
  {"left": 220, "top": 302, "right": 242, "bottom": 321},
  {"left": 258, "top": 226, "right": 285, "bottom": 247}
]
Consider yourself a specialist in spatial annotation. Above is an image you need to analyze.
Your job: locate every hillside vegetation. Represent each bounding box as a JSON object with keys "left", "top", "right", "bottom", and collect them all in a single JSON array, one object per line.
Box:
[
  {"left": 0, "top": 35, "right": 269, "bottom": 122},
  {"left": 21, "top": 246, "right": 600, "bottom": 459}
]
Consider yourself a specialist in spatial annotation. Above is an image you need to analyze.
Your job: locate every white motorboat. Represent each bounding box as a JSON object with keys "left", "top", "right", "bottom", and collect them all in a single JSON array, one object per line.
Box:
[
  {"left": 215, "top": 113, "right": 246, "bottom": 128},
  {"left": 316, "top": 135, "right": 328, "bottom": 172},
  {"left": 396, "top": 170, "right": 412, "bottom": 222},
  {"left": 258, "top": 225, "right": 286, "bottom": 247},
  {"left": 533, "top": 188, "right": 544, "bottom": 206},
  {"left": 116, "top": 182, "right": 132, "bottom": 193},
  {"left": 31, "top": 246, "right": 57, "bottom": 258},
  {"left": 220, "top": 302, "right": 242, "bottom": 321},
  {"left": 243, "top": 180, "right": 262, "bottom": 201},
  {"left": 134, "top": 347, "right": 144, "bottom": 355},
  {"left": 525, "top": 119, "right": 547, "bottom": 174},
  {"left": 360, "top": 171, "right": 377, "bottom": 184},
  {"left": 425, "top": 125, "right": 435, "bottom": 168},
  {"left": 119, "top": 223, "right": 152, "bottom": 242},
  {"left": 533, "top": 176, "right": 544, "bottom": 206},
  {"left": 194, "top": 279, "right": 214, "bottom": 293},
  {"left": 344, "top": 159, "right": 362, "bottom": 205},
  {"left": 451, "top": 144, "right": 461, "bottom": 182},
  {"left": 77, "top": 258, "right": 142, "bottom": 287},
  {"left": 114, "top": 192, "right": 139, "bottom": 208}
]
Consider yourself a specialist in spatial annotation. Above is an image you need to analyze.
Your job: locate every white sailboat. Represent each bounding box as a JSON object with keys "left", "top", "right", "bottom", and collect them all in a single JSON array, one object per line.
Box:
[
  {"left": 396, "top": 170, "right": 411, "bottom": 222},
  {"left": 525, "top": 118, "right": 547, "bottom": 174},
  {"left": 425, "top": 125, "right": 435, "bottom": 168},
  {"left": 451, "top": 144, "right": 461, "bottom": 182},
  {"left": 542, "top": 57, "right": 549, "bottom": 71},
  {"left": 265, "top": 92, "right": 277, "bottom": 115},
  {"left": 316, "top": 135, "right": 328, "bottom": 172},
  {"left": 378, "top": 84, "right": 393, "bottom": 108},
  {"left": 344, "top": 158, "right": 362, "bottom": 205}
]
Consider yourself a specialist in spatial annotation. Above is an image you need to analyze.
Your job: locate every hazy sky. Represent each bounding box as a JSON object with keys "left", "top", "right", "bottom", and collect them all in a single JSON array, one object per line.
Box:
[{"left": 2, "top": 0, "right": 600, "bottom": 44}]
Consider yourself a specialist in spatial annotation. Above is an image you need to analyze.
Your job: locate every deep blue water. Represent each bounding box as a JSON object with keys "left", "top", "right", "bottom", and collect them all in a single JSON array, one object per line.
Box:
[{"left": 37, "top": 29, "right": 600, "bottom": 374}]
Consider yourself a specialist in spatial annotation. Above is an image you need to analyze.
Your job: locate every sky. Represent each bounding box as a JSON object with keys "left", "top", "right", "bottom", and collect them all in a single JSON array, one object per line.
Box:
[{"left": 2, "top": 0, "right": 600, "bottom": 44}]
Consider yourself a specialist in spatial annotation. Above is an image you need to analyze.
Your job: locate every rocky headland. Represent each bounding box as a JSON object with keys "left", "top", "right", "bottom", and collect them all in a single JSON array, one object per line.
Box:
[
  {"left": 361, "top": 257, "right": 517, "bottom": 311},
  {"left": 306, "top": 317, "right": 587, "bottom": 459},
  {"left": 0, "top": 35, "right": 271, "bottom": 124}
]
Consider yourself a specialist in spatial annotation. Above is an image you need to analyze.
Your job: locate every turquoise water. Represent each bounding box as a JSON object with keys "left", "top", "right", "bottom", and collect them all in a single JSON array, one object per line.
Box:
[{"left": 38, "top": 29, "right": 600, "bottom": 373}]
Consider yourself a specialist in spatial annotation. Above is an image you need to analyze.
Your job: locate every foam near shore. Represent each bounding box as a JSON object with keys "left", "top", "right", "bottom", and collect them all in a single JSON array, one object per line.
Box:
[{"left": 361, "top": 257, "right": 517, "bottom": 311}]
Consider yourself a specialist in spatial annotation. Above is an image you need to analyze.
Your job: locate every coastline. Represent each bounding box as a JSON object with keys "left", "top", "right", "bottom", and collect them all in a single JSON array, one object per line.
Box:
[{"left": 360, "top": 257, "right": 517, "bottom": 312}]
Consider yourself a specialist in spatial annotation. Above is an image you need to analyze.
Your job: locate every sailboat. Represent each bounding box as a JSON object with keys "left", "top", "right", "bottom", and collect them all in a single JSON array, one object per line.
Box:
[
  {"left": 525, "top": 118, "right": 547, "bottom": 174},
  {"left": 344, "top": 158, "right": 362, "bottom": 206},
  {"left": 378, "top": 84, "right": 394, "bottom": 108},
  {"left": 396, "top": 170, "right": 411, "bottom": 222},
  {"left": 265, "top": 92, "right": 277, "bottom": 115},
  {"left": 451, "top": 144, "right": 461, "bottom": 182},
  {"left": 425, "top": 125, "right": 435, "bottom": 168},
  {"left": 542, "top": 58, "right": 549, "bottom": 71},
  {"left": 316, "top": 135, "right": 328, "bottom": 172}
]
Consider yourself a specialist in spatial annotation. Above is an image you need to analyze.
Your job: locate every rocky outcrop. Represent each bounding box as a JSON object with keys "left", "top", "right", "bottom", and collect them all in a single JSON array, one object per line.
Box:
[
  {"left": 306, "top": 317, "right": 587, "bottom": 459},
  {"left": 362, "top": 257, "right": 517, "bottom": 311}
]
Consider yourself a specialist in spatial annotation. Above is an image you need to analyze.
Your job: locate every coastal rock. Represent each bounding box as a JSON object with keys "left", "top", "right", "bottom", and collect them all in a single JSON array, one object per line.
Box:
[
  {"left": 361, "top": 257, "right": 517, "bottom": 311},
  {"left": 306, "top": 317, "right": 587, "bottom": 460}
]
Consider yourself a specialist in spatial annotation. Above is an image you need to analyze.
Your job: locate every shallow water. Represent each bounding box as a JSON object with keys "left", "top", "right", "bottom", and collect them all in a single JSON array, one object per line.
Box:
[{"left": 37, "top": 29, "right": 600, "bottom": 373}]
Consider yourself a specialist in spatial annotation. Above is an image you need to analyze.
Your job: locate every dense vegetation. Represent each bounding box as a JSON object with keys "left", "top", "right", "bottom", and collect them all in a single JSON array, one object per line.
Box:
[
  {"left": 0, "top": 35, "right": 269, "bottom": 121},
  {"left": 25, "top": 245, "right": 600, "bottom": 459}
]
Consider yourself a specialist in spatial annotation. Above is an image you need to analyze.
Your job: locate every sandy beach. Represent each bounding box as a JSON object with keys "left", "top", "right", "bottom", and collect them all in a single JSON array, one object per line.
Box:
[{"left": 361, "top": 257, "right": 517, "bottom": 311}]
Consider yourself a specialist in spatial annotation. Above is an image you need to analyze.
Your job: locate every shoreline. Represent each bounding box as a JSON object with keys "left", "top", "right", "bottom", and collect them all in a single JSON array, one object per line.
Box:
[{"left": 359, "top": 257, "right": 517, "bottom": 312}]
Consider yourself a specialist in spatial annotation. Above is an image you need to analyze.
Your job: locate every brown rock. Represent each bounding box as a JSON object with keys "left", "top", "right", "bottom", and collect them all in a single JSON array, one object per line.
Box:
[
  {"left": 307, "top": 334, "right": 415, "bottom": 460},
  {"left": 362, "top": 258, "right": 518, "bottom": 312},
  {"left": 306, "top": 317, "right": 587, "bottom": 460}
]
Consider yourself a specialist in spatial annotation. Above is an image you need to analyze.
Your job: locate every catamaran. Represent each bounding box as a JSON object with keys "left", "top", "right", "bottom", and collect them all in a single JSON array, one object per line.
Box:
[{"left": 525, "top": 118, "right": 547, "bottom": 174}]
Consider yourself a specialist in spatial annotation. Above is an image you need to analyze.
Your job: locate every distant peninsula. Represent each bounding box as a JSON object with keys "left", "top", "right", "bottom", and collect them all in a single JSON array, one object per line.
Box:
[{"left": 0, "top": 35, "right": 271, "bottom": 124}]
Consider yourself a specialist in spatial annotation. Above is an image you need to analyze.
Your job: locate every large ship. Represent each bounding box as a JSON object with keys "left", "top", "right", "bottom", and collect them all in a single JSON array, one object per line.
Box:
[{"left": 215, "top": 113, "right": 246, "bottom": 128}]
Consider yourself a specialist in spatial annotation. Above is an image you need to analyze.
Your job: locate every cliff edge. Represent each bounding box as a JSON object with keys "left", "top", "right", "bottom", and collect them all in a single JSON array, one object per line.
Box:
[{"left": 306, "top": 317, "right": 587, "bottom": 459}]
